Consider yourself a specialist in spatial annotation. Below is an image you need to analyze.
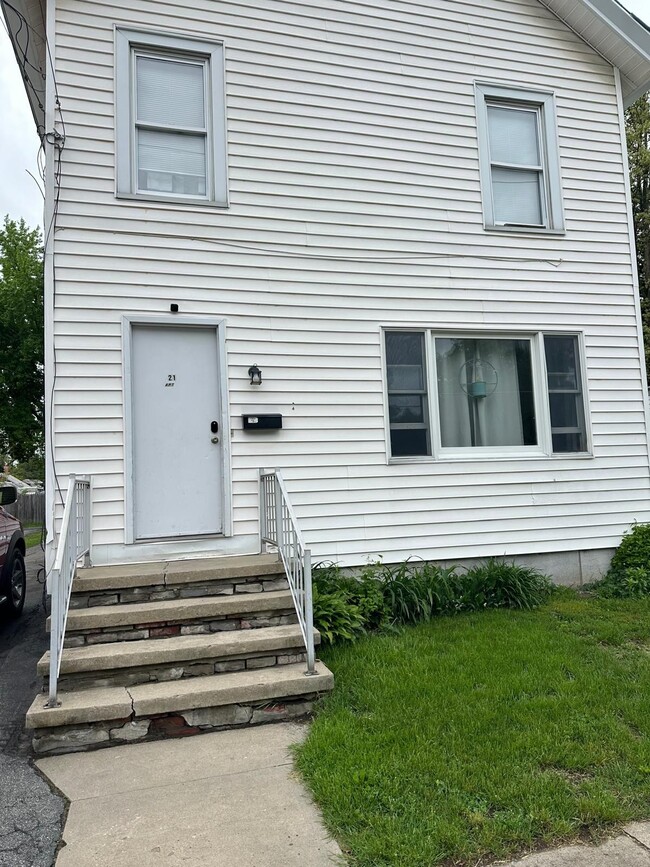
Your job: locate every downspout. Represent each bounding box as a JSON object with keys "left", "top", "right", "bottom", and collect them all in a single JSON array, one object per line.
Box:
[{"left": 43, "top": 0, "right": 57, "bottom": 578}]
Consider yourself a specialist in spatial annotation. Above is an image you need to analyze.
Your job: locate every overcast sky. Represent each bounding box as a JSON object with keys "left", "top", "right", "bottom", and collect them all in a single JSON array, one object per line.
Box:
[{"left": 1, "top": 0, "right": 649, "bottom": 231}]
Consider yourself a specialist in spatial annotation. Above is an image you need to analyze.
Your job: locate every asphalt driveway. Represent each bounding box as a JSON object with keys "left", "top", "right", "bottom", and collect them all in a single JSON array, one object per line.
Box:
[{"left": 0, "top": 546, "right": 65, "bottom": 867}]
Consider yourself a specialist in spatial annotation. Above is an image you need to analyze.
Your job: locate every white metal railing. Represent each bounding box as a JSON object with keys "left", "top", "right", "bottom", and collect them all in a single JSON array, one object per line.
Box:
[
  {"left": 47, "top": 474, "right": 91, "bottom": 707},
  {"left": 259, "top": 469, "right": 316, "bottom": 675}
]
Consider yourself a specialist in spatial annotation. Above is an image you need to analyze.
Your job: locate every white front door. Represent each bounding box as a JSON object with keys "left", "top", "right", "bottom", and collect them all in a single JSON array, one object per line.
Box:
[{"left": 131, "top": 323, "right": 223, "bottom": 540}]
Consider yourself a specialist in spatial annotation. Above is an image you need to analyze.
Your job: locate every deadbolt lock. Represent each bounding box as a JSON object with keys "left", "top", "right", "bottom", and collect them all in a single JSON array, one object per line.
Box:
[{"left": 211, "top": 436, "right": 219, "bottom": 444}]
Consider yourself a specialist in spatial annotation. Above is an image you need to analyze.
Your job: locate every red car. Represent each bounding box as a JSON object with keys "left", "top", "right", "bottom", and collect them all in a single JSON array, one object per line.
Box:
[{"left": 0, "top": 486, "right": 26, "bottom": 617}]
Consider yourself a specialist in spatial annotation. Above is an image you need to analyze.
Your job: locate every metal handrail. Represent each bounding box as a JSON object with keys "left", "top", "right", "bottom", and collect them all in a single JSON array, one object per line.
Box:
[
  {"left": 259, "top": 469, "right": 315, "bottom": 675},
  {"left": 47, "top": 474, "right": 91, "bottom": 707}
]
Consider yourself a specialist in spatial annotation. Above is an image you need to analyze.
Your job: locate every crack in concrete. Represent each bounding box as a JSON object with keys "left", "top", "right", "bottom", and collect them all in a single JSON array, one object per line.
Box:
[
  {"left": 624, "top": 829, "right": 650, "bottom": 853},
  {"left": 125, "top": 686, "right": 137, "bottom": 719},
  {"left": 162, "top": 561, "right": 170, "bottom": 588}
]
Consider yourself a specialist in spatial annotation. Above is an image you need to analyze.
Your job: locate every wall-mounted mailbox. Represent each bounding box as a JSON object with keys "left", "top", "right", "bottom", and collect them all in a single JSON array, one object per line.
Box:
[{"left": 242, "top": 413, "right": 283, "bottom": 431}]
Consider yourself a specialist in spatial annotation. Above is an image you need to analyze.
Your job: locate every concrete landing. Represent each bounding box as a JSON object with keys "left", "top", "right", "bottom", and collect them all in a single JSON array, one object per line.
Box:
[{"left": 37, "top": 723, "right": 342, "bottom": 867}]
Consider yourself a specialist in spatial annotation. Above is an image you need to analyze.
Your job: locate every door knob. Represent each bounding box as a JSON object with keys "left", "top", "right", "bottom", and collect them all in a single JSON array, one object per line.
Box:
[{"left": 211, "top": 420, "right": 219, "bottom": 433}]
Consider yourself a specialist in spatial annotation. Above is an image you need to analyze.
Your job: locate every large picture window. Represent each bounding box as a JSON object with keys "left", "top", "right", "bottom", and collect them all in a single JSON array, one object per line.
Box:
[
  {"left": 384, "top": 330, "right": 588, "bottom": 459},
  {"left": 475, "top": 83, "right": 564, "bottom": 232},
  {"left": 116, "top": 29, "right": 227, "bottom": 206},
  {"left": 435, "top": 337, "right": 537, "bottom": 448}
]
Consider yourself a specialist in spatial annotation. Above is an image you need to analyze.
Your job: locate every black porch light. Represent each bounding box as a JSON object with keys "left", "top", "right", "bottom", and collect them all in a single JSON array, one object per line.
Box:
[{"left": 248, "top": 364, "right": 262, "bottom": 385}]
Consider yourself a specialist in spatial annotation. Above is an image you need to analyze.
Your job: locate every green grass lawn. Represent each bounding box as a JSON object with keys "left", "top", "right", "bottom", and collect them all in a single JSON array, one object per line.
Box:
[
  {"left": 23, "top": 524, "right": 43, "bottom": 550},
  {"left": 296, "top": 592, "right": 650, "bottom": 866}
]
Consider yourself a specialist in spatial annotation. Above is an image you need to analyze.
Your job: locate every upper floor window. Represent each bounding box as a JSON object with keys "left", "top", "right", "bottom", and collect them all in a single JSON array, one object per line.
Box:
[
  {"left": 475, "top": 83, "right": 563, "bottom": 233},
  {"left": 115, "top": 29, "right": 227, "bottom": 207}
]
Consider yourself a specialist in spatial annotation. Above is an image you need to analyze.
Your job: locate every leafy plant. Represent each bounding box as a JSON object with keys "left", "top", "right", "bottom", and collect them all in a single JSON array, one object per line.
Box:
[
  {"left": 312, "top": 557, "right": 553, "bottom": 644},
  {"left": 593, "top": 523, "right": 650, "bottom": 598},
  {"left": 312, "top": 584, "right": 366, "bottom": 644},
  {"left": 460, "top": 559, "right": 553, "bottom": 611},
  {"left": 610, "top": 522, "right": 650, "bottom": 574},
  {"left": 379, "top": 560, "right": 434, "bottom": 624}
]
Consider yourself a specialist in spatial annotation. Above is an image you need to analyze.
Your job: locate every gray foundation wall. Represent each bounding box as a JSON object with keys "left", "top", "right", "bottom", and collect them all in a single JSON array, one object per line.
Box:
[{"left": 435, "top": 548, "right": 615, "bottom": 587}]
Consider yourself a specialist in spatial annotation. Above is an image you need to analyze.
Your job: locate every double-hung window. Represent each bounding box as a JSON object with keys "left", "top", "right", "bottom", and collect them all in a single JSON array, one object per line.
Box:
[
  {"left": 475, "top": 83, "right": 563, "bottom": 232},
  {"left": 384, "top": 330, "right": 588, "bottom": 459},
  {"left": 116, "top": 29, "right": 227, "bottom": 206}
]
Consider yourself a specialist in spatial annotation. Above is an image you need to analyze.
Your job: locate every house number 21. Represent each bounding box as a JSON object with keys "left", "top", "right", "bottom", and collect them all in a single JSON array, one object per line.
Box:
[{"left": 165, "top": 374, "right": 176, "bottom": 388}]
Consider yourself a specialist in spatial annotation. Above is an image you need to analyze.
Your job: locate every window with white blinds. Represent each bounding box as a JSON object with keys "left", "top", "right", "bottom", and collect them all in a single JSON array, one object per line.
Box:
[
  {"left": 116, "top": 30, "right": 227, "bottom": 206},
  {"left": 475, "top": 84, "right": 563, "bottom": 232}
]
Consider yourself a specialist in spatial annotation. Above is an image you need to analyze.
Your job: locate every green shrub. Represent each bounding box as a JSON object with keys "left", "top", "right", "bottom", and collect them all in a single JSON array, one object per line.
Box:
[
  {"left": 610, "top": 523, "right": 650, "bottom": 574},
  {"left": 353, "top": 575, "right": 390, "bottom": 630},
  {"left": 460, "top": 559, "right": 553, "bottom": 611},
  {"left": 312, "top": 584, "right": 366, "bottom": 644},
  {"left": 593, "top": 523, "right": 650, "bottom": 598},
  {"left": 312, "top": 562, "right": 389, "bottom": 643},
  {"left": 312, "top": 557, "right": 553, "bottom": 644},
  {"left": 378, "top": 560, "right": 463, "bottom": 623},
  {"left": 378, "top": 560, "right": 433, "bottom": 624},
  {"left": 597, "top": 567, "right": 650, "bottom": 598}
]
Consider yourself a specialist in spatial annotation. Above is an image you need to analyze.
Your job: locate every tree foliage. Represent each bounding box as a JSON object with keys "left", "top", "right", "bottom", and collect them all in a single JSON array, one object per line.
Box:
[
  {"left": 0, "top": 217, "right": 44, "bottom": 462},
  {"left": 626, "top": 94, "right": 650, "bottom": 379},
  {"left": 626, "top": 94, "right": 650, "bottom": 301}
]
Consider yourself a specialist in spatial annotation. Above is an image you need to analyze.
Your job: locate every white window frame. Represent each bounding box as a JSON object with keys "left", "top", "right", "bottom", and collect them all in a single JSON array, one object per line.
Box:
[
  {"left": 542, "top": 330, "right": 591, "bottom": 456},
  {"left": 382, "top": 328, "right": 591, "bottom": 463},
  {"left": 430, "top": 331, "right": 549, "bottom": 460},
  {"left": 475, "top": 82, "right": 564, "bottom": 234},
  {"left": 115, "top": 27, "right": 228, "bottom": 207}
]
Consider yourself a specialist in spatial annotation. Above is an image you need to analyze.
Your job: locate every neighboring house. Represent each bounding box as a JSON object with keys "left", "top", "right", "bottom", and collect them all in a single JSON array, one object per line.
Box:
[{"left": 5, "top": 0, "right": 650, "bottom": 580}]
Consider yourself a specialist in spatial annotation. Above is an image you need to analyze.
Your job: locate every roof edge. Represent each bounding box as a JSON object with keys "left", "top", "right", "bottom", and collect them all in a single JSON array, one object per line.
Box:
[{"left": 1, "top": 0, "right": 46, "bottom": 131}]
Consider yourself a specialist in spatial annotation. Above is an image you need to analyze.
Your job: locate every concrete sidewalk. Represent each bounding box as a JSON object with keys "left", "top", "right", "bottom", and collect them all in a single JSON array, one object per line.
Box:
[
  {"left": 36, "top": 721, "right": 650, "bottom": 867},
  {"left": 500, "top": 824, "right": 650, "bottom": 866},
  {"left": 37, "top": 723, "right": 342, "bottom": 866}
]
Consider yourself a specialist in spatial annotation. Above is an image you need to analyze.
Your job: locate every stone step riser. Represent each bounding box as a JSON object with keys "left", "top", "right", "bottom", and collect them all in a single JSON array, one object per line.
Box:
[
  {"left": 31, "top": 692, "right": 320, "bottom": 756},
  {"left": 48, "top": 648, "right": 309, "bottom": 692},
  {"left": 69, "top": 575, "right": 288, "bottom": 609},
  {"left": 63, "top": 610, "right": 298, "bottom": 648}
]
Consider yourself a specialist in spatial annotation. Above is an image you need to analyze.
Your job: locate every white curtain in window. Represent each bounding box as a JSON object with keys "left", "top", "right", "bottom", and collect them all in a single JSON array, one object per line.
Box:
[
  {"left": 136, "top": 56, "right": 205, "bottom": 128},
  {"left": 436, "top": 339, "right": 527, "bottom": 448}
]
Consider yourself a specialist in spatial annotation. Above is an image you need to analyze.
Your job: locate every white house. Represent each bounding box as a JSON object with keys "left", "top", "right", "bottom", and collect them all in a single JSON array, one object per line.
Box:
[
  {"left": 6, "top": 0, "right": 650, "bottom": 751},
  {"left": 5, "top": 0, "right": 650, "bottom": 579}
]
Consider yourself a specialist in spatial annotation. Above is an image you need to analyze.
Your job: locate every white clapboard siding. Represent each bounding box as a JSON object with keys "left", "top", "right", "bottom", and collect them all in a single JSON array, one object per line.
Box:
[{"left": 49, "top": 0, "right": 650, "bottom": 565}]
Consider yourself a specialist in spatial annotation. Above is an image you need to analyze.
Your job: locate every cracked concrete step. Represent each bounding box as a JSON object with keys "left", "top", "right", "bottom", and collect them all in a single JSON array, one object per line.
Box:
[
  {"left": 50, "top": 590, "right": 297, "bottom": 639},
  {"left": 27, "top": 661, "right": 333, "bottom": 728},
  {"left": 38, "top": 624, "right": 318, "bottom": 685},
  {"left": 26, "top": 661, "right": 335, "bottom": 755},
  {"left": 73, "top": 554, "right": 284, "bottom": 594}
]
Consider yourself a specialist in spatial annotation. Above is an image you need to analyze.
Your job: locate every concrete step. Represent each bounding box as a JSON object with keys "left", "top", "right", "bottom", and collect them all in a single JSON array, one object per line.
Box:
[
  {"left": 27, "top": 660, "right": 334, "bottom": 755},
  {"left": 70, "top": 554, "right": 286, "bottom": 609},
  {"left": 39, "top": 624, "right": 318, "bottom": 691},
  {"left": 53, "top": 590, "right": 297, "bottom": 647}
]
